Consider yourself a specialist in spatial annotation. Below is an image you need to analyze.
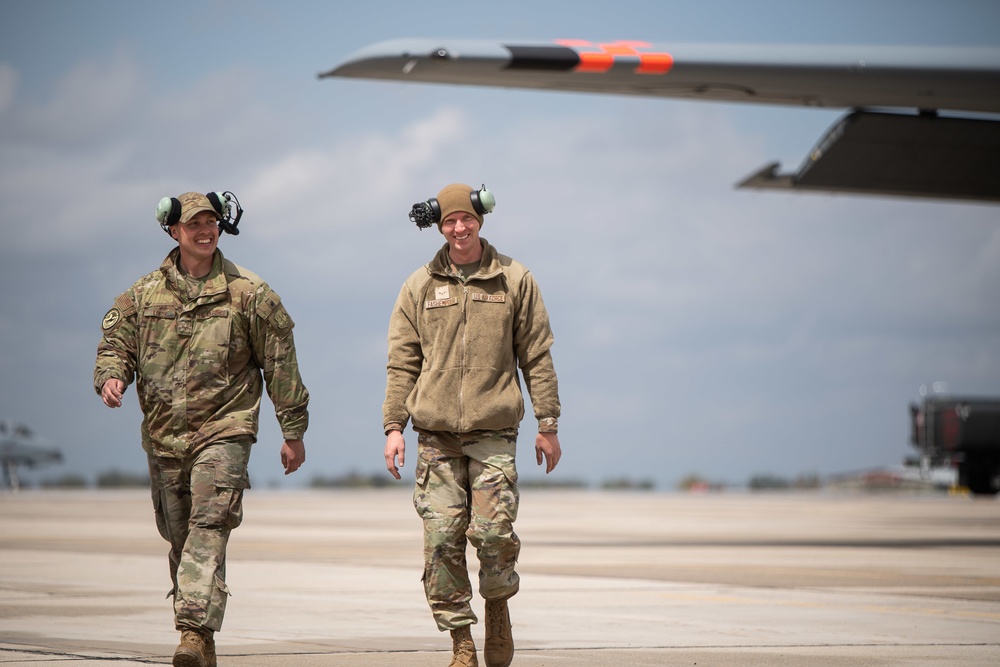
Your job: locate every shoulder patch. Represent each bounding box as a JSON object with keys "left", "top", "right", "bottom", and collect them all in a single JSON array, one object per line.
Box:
[
  {"left": 101, "top": 308, "right": 122, "bottom": 332},
  {"left": 268, "top": 302, "right": 294, "bottom": 338},
  {"left": 254, "top": 286, "right": 279, "bottom": 321},
  {"left": 102, "top": 292, "right": 135, "bottom": 333},
  {"left": 254, "top": 286, "right": 293, "bottom": 338},
  {"left": 114, "top": 292, "right": 136, "bottom": 316}
]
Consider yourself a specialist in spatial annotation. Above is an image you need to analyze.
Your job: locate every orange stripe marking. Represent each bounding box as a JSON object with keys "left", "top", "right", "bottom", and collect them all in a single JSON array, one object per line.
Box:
[
  {"left": 577, "top": 52, "right": 615, "bottom": 72},
  {"left": 555, "top": 39, "right": 673, "bottom": 74},
  {"left": 637, "top": 53, "right": 674, "bottom": 74}
]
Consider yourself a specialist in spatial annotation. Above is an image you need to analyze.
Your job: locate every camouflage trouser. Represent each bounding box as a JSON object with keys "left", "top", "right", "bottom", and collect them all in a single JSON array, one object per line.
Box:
[
  {"left": 413, "top": 429, "right": 520, "bottom": 631},
  {"left": 148, "top": 440, "right": 251, "bottom": 632}
]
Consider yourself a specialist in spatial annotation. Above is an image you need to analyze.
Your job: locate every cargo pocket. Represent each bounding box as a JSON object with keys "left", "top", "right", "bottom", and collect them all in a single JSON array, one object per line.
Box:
[
  {"left": 194, "top": 462, "right": 249, "bottom": 530},
  {"left": 151, "top": 487, "right": 169, "bottom": 542},
  {"left": 150, "top": 462, "right": 188, "bottom": 547},
  {"left": 494, "top": 456, "right": 518, "bottom": 488},
  {"left": 412, "top": 457, "right": 431, "bottom": 518},
  {"left": 203, "top": 572, "right": 232, "bottom": 632},
  {"left": 216, "top": 463, "right": 249, "bottom": 530}
]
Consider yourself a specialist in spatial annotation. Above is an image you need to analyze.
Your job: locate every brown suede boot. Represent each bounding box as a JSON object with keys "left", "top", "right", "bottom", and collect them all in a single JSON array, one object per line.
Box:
[
  {"left": 449, "top": 625, "right": 479, "bottom": 667},
  {"left": 484, "top": 598, "right": 513, "bottom": 667},
  {"left": 173, "top": 627, "right": 216, "bottom": 667}
]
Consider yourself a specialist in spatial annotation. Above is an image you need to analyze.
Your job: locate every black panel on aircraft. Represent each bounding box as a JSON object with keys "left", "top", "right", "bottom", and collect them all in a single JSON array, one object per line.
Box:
[
  {"left": 504, "top": 45, "right": 580, "bottom": 71},
  {"left": 741, "top": 111, "right": 1000, "bottom": 203}
]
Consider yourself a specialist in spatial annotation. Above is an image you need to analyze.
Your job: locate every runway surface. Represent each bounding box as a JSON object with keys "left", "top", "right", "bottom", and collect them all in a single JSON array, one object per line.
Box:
[{"left": 1, "top": 488, "right": 998, "bottom": 665}]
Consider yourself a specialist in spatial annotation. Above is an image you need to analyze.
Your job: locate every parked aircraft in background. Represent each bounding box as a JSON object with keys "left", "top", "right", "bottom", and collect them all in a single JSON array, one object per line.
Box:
[
  {"left": 0, "top": 420, "right": 62, "bottom": 492},
  {"left": 322, "top": 39, "right": 1000, "bottom": 203}
]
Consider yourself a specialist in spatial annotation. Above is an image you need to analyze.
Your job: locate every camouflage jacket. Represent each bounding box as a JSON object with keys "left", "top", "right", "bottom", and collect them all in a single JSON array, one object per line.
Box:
[
  {"left": 94, "top": 249, "right": 309, "bottom": 458},
  {"left": 383, "top": 238, "right": 560, "bottom": 435}
]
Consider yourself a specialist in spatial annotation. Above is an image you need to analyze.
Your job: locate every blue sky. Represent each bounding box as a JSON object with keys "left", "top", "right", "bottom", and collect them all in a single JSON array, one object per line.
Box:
[{"left": 2, "top": 0, "right": 999, "bottom": 489}]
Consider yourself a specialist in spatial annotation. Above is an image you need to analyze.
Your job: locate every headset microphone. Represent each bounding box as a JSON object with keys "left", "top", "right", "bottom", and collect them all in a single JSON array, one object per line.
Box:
[
  {"left": 409, "top": 199, "right": 441, "bottom": 229},
  {"left": 214, "top": 191, "right": 244, "bottom": 236}
]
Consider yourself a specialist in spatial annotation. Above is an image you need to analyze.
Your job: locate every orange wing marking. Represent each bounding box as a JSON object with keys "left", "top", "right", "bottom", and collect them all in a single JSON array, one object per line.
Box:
[{"left": 555, "top": 40, "right": 674, "bottom": 75}]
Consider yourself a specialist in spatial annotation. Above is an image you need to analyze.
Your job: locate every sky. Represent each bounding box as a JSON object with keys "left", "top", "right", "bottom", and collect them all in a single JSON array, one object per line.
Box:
[{"left": 1, "top": 0, "right": 998, "bottom": 490}]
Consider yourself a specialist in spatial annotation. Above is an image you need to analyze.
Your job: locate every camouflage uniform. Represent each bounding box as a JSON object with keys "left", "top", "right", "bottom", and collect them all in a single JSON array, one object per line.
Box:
[
  {"left": 413, "top": 429, "right": 520, "bottom": 629},
  {"left": 384, "top": 239, "right": 560, "bottom": 631},
  {"left": 94, "top": 247, "right": 309, "bottom": 632}
]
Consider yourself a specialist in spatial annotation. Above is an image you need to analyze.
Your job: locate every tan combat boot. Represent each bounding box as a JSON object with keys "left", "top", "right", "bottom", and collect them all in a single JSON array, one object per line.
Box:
[
  {"left": 449, "top": 625, "right": 479, "bottom": 667},
  {"left": 484, "top": 598, "right": 513, "bottom": 667},
  {"left": 173, "top": 627, "right": 217, "bottom": 667}
]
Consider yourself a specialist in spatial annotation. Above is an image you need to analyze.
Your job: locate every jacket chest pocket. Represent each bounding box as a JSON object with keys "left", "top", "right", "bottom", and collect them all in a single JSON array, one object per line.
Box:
[
  {"left": 469, "top": 291, "right": 512, "bottom": 332},
  {"left": 188, "top": 307, "right": 233, "bottom": 386},
  {"left": 421, "top": 295, "right": 461, "bottom": 346},
  {"left": 139, "top": 306, "right": 178, "bottom": 373}
]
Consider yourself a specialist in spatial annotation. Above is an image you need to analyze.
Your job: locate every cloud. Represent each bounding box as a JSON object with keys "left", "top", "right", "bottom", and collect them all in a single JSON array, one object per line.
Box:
[
  {"left": 243, "top": 106, "right": 474, "bottom": 237},
  {"left": 0, "top": 48, "right": 142, "bottom": 149}
]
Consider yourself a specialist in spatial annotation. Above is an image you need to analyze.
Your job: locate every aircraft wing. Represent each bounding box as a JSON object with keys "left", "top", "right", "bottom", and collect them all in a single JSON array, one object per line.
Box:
[
  {"left": 321, "top": 39, "right": 1000, "bottom": 203},
  {"left": 0, "top": 442, "right": 62, "bottom": 467},
  {"left": 0, "top": 421, "right": 62, "bottom": 467}
]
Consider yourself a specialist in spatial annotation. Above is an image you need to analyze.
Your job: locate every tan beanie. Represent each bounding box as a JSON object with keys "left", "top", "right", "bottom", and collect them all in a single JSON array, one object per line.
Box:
[{"left": 436, "top": 183, "right": 483, "bottom": 226}]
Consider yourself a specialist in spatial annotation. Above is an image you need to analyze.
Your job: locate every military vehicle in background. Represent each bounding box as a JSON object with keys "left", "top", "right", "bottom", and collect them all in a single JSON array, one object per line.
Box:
[{"left": 909, "top": 394, "right": 1000, "bottom": 496}]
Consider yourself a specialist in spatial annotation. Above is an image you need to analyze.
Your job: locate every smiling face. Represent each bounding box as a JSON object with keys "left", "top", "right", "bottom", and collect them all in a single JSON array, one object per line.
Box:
[
  {"left": 170, "top": 210, "right": 219, "bottom": 277},
  {"left": 440, "top": 210, "right": 483, "bottom": 264}
]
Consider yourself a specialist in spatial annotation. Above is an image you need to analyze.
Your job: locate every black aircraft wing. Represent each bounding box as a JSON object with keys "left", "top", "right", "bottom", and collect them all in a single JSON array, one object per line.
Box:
[{"left": 321, "top": 39, "right": 1000, "bottom": 203}]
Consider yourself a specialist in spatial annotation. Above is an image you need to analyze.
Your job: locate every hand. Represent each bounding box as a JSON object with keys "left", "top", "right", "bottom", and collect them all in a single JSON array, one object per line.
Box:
[
  {"left": 281, "top": 439, "right": 305, "bottom": 475},
  {"left": 535, "top": 432, "right": 561, "bottom": 474},
  {"left": 385, "top": 430, "right": 406, "bottom": 480},
  {"left": 101, "top": 378, "right": 126, "bottom": 408}
]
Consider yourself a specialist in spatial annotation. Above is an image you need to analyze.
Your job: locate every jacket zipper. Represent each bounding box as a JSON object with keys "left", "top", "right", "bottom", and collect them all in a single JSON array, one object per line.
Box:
[{"left": 460, "top": 284, "right": 469, "bottom": 432}]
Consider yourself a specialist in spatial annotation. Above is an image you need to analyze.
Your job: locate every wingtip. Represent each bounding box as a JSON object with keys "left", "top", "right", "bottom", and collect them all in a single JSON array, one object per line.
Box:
[{"left": 736, "top": 161, "right": 792, "bottom": 190}]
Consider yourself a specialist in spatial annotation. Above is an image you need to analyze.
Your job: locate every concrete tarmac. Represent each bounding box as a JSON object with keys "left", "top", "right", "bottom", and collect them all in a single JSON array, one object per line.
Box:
[{"left": 1, "top": 488, "right": 999, "bottom": 666}]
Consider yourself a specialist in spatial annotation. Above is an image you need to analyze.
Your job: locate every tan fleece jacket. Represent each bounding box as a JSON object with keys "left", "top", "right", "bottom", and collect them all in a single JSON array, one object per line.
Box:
[{"left": 383, "top": 239, "right": 560, "bottom": 435}]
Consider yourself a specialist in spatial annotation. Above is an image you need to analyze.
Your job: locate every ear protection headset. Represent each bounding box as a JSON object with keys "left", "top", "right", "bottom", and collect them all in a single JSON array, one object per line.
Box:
[
  {"left": 409, "top": 184, "right": 496, "bottom": 230},
  {"left": 155, "top": 191, "right": 244, "bottom": 236}
]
